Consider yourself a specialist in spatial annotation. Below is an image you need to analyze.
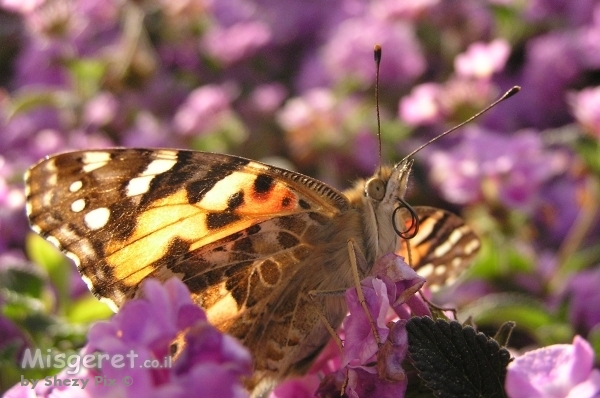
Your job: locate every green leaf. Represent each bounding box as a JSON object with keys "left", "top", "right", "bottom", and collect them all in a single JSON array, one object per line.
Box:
[
  {"left": 588, "top": 327, "right": 600, "bottom": 360},
  {"left": 0, "top": 266, "right": 44, "bottom": 299},
  {"left": 459, "top": 293, "right": 573, "bottom": 346},
  {"left": 574, "top": 135, "right": 600, "bottom": 175},
  {"left": 493, "top": 322, "right": 516, "bottom": 347},
  {"left": 65, "top": 58, "right": 107, "bottom": 98},
  {"left": 407, "top": 317, "right": 511, "bottom": 398},
  {"left": 66, "top": 294, "right": 113, "bottom": 324},
  {"left": 25, "top": 234, "right": 73, "bottom": 312},
  {"left": 468, "top": 236, "right": 535, "bottom": 280},
  {"left": 190, "top": 112, "right": 248, "bottom": 152},
  {"left": 5, "top": 89, "right": 73, "bottom": 119}
]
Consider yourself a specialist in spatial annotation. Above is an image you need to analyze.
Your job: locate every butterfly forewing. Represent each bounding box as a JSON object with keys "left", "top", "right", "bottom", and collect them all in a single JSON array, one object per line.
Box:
[{"left": 25, "top": 149, "right": 350, "bottom": 308}]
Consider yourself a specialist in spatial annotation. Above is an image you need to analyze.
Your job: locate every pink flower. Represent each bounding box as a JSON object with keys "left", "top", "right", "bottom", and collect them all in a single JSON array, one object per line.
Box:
[
  {"left": 316, "top": 253, "right": 428, "bottom": 398},
  {"left": 83, "top": 92, "right": 118, "bottom": 127},
  {"left": 505, "top": 335, "right": 600, "bottom": 398},
  {"left": 454, "top": 39, "right": 511, "bottom": 79},
  {"left": 0, "top": 0, "right": 45, "bottom": 14},
  {"left": 5, "top": 278, "right": 252, "bottom": 398},
  {"left": 565, "top": 268, "right": 600, "bottom": 332},
  {"left": 427, "top": 127, "right": 567, "bottom": 209},
  {"left": 202, "top": 21, "right": 272, "bottom": 65},
  {"left": 172, "top": 84, "right": 234, "bottom": 136},
  {"left": 371, "top": 0, "right": 440, "bottom": 21},
  {"left": 248, "top": 83, "right": 287, "bottom": 114},
  {"left": 569, "top": 86, "right": 600, "bottom": 139},
  {"left": 275, "top": 254, "right": 427, "bottom": 398},
  {"left": 399, "top": 83, "right": 443, "bottom": 126},
  {"left": 322, "top": 16, "right": 425, "bottom": 87}
]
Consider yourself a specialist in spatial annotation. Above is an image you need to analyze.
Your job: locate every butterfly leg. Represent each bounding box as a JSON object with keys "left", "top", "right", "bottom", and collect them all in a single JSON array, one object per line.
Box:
[
  {"left": 346, "top": 238, "right": 382, "bottom": 346},
  {"left": 307, "top": 290, "right": 345, "bottom": 351}
]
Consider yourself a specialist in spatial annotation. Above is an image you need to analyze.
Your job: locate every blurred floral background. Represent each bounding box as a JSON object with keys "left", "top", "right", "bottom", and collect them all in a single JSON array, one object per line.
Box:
[{"left": 2, "top": 0, "right": 600, "bottom": 396}]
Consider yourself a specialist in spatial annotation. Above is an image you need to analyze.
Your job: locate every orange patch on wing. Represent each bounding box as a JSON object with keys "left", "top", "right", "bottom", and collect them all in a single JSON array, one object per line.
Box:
[
  {"left": 239, "top": 182, "right": 298, "bottom": 214},
  {"left": 397, "top": 239, "right": 431, "bottom": 268}
]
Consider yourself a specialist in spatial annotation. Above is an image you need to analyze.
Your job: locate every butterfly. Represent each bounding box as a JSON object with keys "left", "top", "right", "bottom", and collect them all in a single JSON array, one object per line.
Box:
[{"left": 24, "top": 147, "right": 480, "bottom": 394}]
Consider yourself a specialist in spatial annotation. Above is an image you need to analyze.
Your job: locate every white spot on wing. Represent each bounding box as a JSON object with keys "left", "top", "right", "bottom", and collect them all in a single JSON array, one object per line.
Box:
[
  {"left": 433, "top": 241, "right": 452, "bottom": 258},
  {"left": 71, "top": 198, "right": 86, "bottom": 212},
  {"left": 44, "top": 159, "right": 57, "bottom": 172},
  {"left": 205, "top": 283, "right": 240, "bottom": 325},
  {"left": 47, "top": 235, "right": 61, "bottom": 248},
  {"left": 126, "top": 158, "right": 177, "bottom": 197},
  {"left": 99, "top": 297, "right": 119, "bottom": 313},
  {"left": 69, "top": 181, "right": 83, "bottom": 192},
  {"left": 433, "top": 228, "right": 465, "bottom": 257},
  {"left": 65, "top": 251, "right": 81, "bottom": 267},
  {"left": 145, "top": 158, "right": 178, "bottom": 174},
  {"left": 82, "top": 152, "right": 111, "bottom": 172},
  {"left": 199, "top": 172, "right": 250, "bottom": 209},
  {"left": 84, "top": 207, "right": 110, "bottom": 230},
  {"left": 464, "top": 238, "right": 480, "bottom": 255},
  {"left": 434, "top": 264, "right": 447, "bottom": 276},
  {"left": 126, "top": 175, "right": 153, "bottom": 197},
  {"left": 42, "top": 193, "right": 53, "bottom": 207},
  {"left": 418, "top": 263, "right": 434, "bottom": 278},
  {"left": 76, "top": 238, "right": 96, "bottom": 259},
  {"left": 156, "top": 149, "right": 178, "bottom": 159}
]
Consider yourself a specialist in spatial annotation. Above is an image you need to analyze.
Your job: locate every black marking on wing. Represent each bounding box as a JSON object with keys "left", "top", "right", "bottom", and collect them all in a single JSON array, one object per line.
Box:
[
  {"left": 233, "top": 237, "right": 254, "bottom": 253},
  {"left": 207, "top": 212, "right": 241, "bottom": 230},
  {"left": 298, "top": 199, "right": 311, "bottom": 209},
  {"left": 415, "top": 211, "right": 451, "bottom": 257},
  {"left": 277, "top": 232, "right": 299, "bottom": 249},
  {"left": 227, "top": 191, "right": 245, "bottom": 210},
  {"left": 254, "top": 174, "right": 274, "bottom": 194},
  {"left": 247, "top": 224, "right": 261, "bottom": 235}
]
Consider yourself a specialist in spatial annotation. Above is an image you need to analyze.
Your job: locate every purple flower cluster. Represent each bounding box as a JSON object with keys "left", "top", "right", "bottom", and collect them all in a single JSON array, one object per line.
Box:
[
  {"left": 5, "top": 278, "right": 252, "bottom": 398},
  {"left": 426, "top": 127, "right": 567, "bottom": 211}
]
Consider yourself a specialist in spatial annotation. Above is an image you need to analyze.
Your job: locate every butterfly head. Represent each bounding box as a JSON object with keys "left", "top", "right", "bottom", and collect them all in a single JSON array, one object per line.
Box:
[
  {"left": 356, "top": 159, "right": 417, "bottom": 258},
  {"left": 364, "top": 159, "right": 414, "bottom": 206}
]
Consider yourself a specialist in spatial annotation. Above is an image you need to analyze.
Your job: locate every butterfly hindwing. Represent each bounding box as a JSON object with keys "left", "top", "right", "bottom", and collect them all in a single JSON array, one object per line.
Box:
[
  {"left": 397, "top": 206, "right": 481, "bottom": 289},
  {"left": 25, "top": 149, "right": 350, "bottom": 311}
]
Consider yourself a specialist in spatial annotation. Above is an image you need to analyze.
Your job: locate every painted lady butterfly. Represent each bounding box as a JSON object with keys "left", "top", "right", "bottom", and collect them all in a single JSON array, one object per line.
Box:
[{"left": 24, "top": 148, "right": 480, "bottom": 393}]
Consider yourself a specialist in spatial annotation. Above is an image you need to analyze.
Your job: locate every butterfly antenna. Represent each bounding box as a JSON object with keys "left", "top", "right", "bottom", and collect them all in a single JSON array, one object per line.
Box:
[
  {"left": 374, "top": 44, "right": 382, "bottom": 175},
  {"left": 400, "top": 85, "right": 521, "bottom": 163}
]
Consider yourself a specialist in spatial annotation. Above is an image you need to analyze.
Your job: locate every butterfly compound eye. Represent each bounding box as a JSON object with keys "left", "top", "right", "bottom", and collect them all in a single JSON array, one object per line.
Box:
[{"left": 365, "top": 178, "right": 386, "bottom": 201}]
